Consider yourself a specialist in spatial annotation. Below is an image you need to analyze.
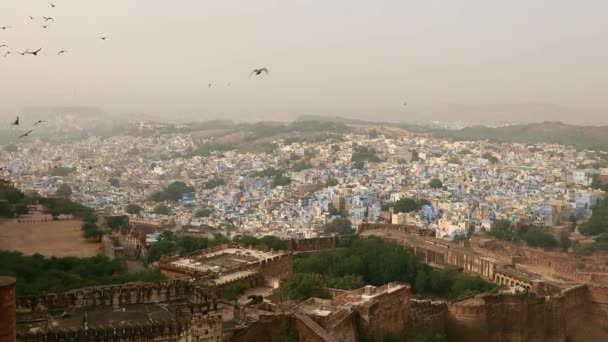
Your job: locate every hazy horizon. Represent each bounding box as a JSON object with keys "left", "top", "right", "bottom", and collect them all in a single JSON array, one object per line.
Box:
[{"left": 1, "top": 1, "right": 607, "bottom": 124}]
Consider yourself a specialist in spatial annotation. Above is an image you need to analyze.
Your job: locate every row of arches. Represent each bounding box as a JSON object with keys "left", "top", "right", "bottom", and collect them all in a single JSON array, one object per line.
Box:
[{"left": 494, "top": 273, "right": 532, "bottom": 291}]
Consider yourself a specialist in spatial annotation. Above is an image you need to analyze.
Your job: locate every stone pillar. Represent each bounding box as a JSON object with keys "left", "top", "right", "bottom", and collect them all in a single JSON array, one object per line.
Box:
[{"left": 0, "top": 277, "right": 16, "bottom": 342}]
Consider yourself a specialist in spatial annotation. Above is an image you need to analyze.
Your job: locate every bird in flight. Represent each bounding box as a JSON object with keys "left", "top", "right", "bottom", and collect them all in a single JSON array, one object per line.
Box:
[
  {"left": 19, "top": 130, "right": 34, "bottom": 139},
  {"left": 57, "top": 50, "right": 67, "bottom": 55},
  {"left": 29, "top": 16, "right": 35, "bottom": 20},
  {"left": 100, "top": 36, "right": 108, "bottom": 40},
  {"left": 1, "top": 26, "right": 12, "bottom": 30},
  {"left": 17, "top": 51, "right": 28, "bottom": 56},
  {"left": 208, "top": 83, "right": 212, "bottom": 88},
  {"left": 33, "top": 120, "right": 46, "bottom": 126},
  {"left": 249, "top": 68, "right": 269, "bottom": 77},
  {"left": 11, "top": 117, "right": 19, "bottom": 126},
  {"left": 50, "top": 3, "right": 56, "bottom": 8},
  {"left": 26, "top": 48, "right": 42, "bottom": 56},
  {"left": 43, "top": 17, "right": 54, "bottom": 22},
  {"left": 42, "top": 25, "right": 49, "bottom": 29},
  {"left": 0, "top": 45, "right": 7, "bottom": 49},
  {"left": 3, "top": 51, "right": 11, "bottom": 58}
]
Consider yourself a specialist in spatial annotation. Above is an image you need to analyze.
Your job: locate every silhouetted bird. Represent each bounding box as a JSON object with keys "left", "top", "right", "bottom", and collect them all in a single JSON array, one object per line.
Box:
[
  {"left": 17, "top": 50, "right": 28, "bottom": 56},
  {"left": 0, "top": 26, "right": 12, "bottom": 30},
  {"left": 57, "top": 50, "right": 67, "bottom": 55},
  {"left": 0, "top": 45, "right": 7, "bottom": 49},
  {"left": 18, "top": 130, "right": 34, "bottom": 139},
  {"left": 33, "top": 120, "right": 46, "bottom": 126},
  {"left": 29, "top": 16, "right": 35, "bottom": 20},
  {"left": 26, "top": 48, "right": 42, "bottom": 56},
  {"left": 3, "top": 51, "right": 11, "bottom": 58},
  {"left": 88, "top": 166, "right": 93, "bottom": 170},
  {"left": 100, "top": 36, "right": 108, "bottom": 40},
  {"left": 11, "top": 117, "right": 19, "bottom": 125},
  {"left": 208, "top": 83, "right": 212, "bottom": 88},
  {"left": 50, "top": 3, "right": 56, "bottom": 8},
  {"left": 43, "top": 17, "right": 54, "bottom": 22},
  {"left": 42, "top": 25, "right": 49, "bottom": 29},
  {"left": 249, "top": 68, "right": 269, "bottom": 76}
]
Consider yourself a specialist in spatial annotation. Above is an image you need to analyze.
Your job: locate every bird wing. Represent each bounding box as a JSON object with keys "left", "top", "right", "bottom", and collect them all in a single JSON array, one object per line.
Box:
[
  {"left": 260, "top": 68, "right": 269, "bottom": 74},
  {"left": 32, "top": 48, "right": 42, "bottom": 54},
  {"left": 249, "top": 70, "right": 258, "bottom": 77},
  {"left": 19, "top": 130, "right": 33, "bottom": 138}
]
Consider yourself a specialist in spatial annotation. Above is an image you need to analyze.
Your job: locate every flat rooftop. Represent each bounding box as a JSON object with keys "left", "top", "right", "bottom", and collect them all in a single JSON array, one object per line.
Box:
[{"left": 169, "top": 246, "right": 287, "bottom": 274}]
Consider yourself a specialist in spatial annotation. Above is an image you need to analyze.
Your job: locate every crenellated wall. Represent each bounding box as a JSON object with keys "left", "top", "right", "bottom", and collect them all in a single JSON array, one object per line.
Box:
[
  {"left": 16, "top": 280, "right": 214, "bottom": 313},
  {"left": 283, "top": 236, "right": 340, "bottom": 252},
  {"left": 410, "top": 299, "right": 446, "bottom": 332}
]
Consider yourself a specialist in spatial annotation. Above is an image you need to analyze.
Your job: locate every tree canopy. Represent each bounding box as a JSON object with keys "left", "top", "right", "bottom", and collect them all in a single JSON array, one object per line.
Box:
[
  {"left": 56, "top": 184, "right": 73, "bottom": 198},
  {"left": 149, "top": 181, "right": 194, "bottom": 202},
  {"left": 429, "top": 178, "right": 443, "bottom": 189},
  {"left": 286, "top": 237, "right": 498, "bottom": 300},
  {"left": 0, "top": 251, "right": 165, "bottom": 296},
  {"left": 323, "top": 217, "right": 354, "bottom": 235},
  {"left": 125, "top": 204, "right": 144, "bottom": 215},
  {"left": 579, "top": 197, "right": 608, "bottom": 236}
]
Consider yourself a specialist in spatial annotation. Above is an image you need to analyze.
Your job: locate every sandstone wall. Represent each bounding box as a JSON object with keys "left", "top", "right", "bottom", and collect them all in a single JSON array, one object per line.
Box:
[
  {"left": 409, "top": 299, "right": 446, "bottom": 333},
  {"left": 284, "top": 236, "right": 340, "bottom": 252},
  {"left": 0, "top": 277, "right": 16, "bottom": 342}
]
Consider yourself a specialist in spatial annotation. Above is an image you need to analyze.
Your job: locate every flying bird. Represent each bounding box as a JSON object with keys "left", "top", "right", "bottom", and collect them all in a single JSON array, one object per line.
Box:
[
  {"left": 43, "top": 17, "right": 54, "bottom": 22},
  {"left": 3, "top": 51, "right": 11, "bottom": 58},
  {"left": 57, "top": 50, "right": 67, "bottom": 55},
  {"left": 33, "top": 120, "right": 46, "bottom": 126},
  {"left": 208, "top": 83, "right": 212, "bottom": 88},
  {"left": 18, "top": 130, "right": 34, "bottom": 139},
  {"left": 249, "top": 68, "right": 269, "bottom": 77},
  {"left": 17, "top": 50, "right": 28, "bottom": 56},
  {"left": 29, "top": 16, "right": 35, "bottom": 20},
  {"left": 42, "top": 25, "right": 49, "bottom": 29},
  {"left": 0, "top": 26, "right": 11, "bottom": 30},
  {"left": 0, "top": 45, "right": 7, "bottom": 49},
  {"left": 26, "top": 48, "right": 42, "bottom": 56},
  {"left": 11, "top": 117, "right": 19, "bottom": 125},
  {"left": 100, "top": 36, "right": 108, "bottom": 40},
  {"left": 50, "top": 3, "right": 56, "bottom": 8}
]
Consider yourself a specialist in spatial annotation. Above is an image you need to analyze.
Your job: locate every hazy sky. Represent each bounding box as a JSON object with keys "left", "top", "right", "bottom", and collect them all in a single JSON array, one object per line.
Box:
[{"left": 1, "top": 0, "right": 607, "bottom": 123}]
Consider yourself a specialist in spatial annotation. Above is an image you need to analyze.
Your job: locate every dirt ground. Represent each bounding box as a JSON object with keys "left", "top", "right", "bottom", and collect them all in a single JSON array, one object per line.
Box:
[{"left": 0, "top": 219, "right": 100, "bottom": 257}]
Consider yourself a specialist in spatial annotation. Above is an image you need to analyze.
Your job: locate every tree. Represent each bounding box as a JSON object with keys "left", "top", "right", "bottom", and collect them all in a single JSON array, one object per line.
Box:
[
  {"left": 125, "top": 204, "right": 144, "bottom": 215},
  {"left": 273, "top": 174, "right": 291, "bottom": 187},
  {"left": 281, "top": 273, "right": 330, "bottom": 300},
  {"left": 579, "top": 197, "right": 608, "bottom": 236},
  {"left": 5, "top": 188, "right": 25, "bottom": 204},
  {"left": 195, "top": 208, "right": 212, "bottom": 218},
  {"left": 414, "top": 269, "right": 428, "bottom": 293},
  {"left": 15, "top": 204, "right": 29, "bottom": 216},
  {"left": 108, "top": 178, "right": 120, "bottom": 187},
  {"left": 328, "top": 204, "right": 340, "bottom": 216},
  {"left": 324, "top": 218, "right": 354, "bottom": 235},
  {"left": 429, "top": 178, "right": 443, "bottom": 189},
  {"left": 56, "top": 184, "right": 72, "bottom": 198},
  {"left": 326, "top": 177, "right": 339, "bottom": 187},
  {"left": 153, "top": 204, "right": 171, "bottom": 216},
  {"left": 222, "top": 282, "right": 246, "bottom": 301},
  {"left": 488, "top": 220, "right": 517, "bottom": 241},
  {"left": 482, "top": 152, "right": 498, "bottom": 164},
  {"left": 520, "top": 226, "right": 558, "bottom": 249}
]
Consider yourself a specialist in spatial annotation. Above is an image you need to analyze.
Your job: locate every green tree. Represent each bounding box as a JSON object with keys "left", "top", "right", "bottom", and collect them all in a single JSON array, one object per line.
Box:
[
  {"left": 281, "top": 273, "right": 330, "bottom": 300},
  {"left": 125, "top": 204, "right": 144, "bottom": 215},
  {"left": 326, "top": 177, "right": 339, "bottom": 187},
  {"left": 153, "top": 204, "right": 171, "bottom": 215},
  {"left": 108, "top": 178, "right": 120, "bottom": 187},
  {"left": 414, "top": 269, "right": 428, "bottom": 293},
  {"left": 489, "top": 220, "right": 517, "bottom": 241},
  {"left": 5, "top": 188, "right": 25, "bottom": 204},
  {"left": 273, "top": 174, "right": 291, "bottom": 187},
  {"left": 324, "top": 217, "right": 354, "bottom": 235},
  {"left": 56, "top": 184, "right": 73, "bottom": 198},
  {"left": 482, "top": 152, "right": 498, "bottom": 164},
  {"left": 429, "top": 178, "right": 443, "bottom": 189},
  {"left": 222, "top": 282, "right": 246, "bottom": 301},
  {"left": 520, "top": 226, "right": 558, "bottom": 249},
  {"left": 579, "top": 197, "right": 608, "bottom": 236},
  {"left": 15, "top": 204, "right": 29, "bottom": 216},
  {"left": 195, "top": 208, "right": 212, "bottom": 218}
]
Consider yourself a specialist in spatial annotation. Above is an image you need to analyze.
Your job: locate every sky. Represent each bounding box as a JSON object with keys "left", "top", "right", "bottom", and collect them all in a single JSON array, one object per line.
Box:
[{"left": 1, "top": 0, "right": 607, "bottom": 124}]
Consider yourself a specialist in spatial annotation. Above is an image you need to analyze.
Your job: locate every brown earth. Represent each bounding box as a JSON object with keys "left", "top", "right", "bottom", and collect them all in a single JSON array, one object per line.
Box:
[{"left": 0, "top": 219, "right": 100, "bottom": 257}]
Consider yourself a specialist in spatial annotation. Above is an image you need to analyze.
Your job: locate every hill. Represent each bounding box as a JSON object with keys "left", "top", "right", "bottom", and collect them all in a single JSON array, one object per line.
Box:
[{"left": 433, "top": 121, "right": 608, "bottom": 151}]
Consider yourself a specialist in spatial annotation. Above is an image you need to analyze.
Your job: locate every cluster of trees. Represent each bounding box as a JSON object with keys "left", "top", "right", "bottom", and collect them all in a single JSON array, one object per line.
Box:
[
  {"left": 204, "top": 178, "right": 226, "bottom": 189},
  {"left": 323, "top": 217, "right": 354, "bottom": 235},
  {"left": 429, "top": 178, "right": 443, "bottom": 189},
  {"left": 149, "top": 181, "right": 194, "bottom": 202},
  {"left": 56, "top": 184, "right": 73, "bottom": 198},
  {"left": 488, "top": 220, "right": 571, "bottom": 251},
  {"left": 108, "top": 178, "right": 120, "bottom": 187},
  {"left": 125, "top": 204, "right": 144, "bottom": 216},
  {"left": 578, "top": 197, "right": 608, "bottom": 252},
  {"left": 351, "top": 145, "right": 381, "bottom": 169},
  {"left": 81, "top": 222, "right": 102, "bottom": 241},
  {"left": 147, "top": 233, "right": 287, "bottom": 262},
  {"left": 184, "top": 142, "right": 235, "bottom": 158},
  {"left": 1, "top": 187, "right": 28, "bottom": 217},
  {"left": 325, "top": 177, "right": 339, "bottom": 187},
  {"left": 0, "top": 251, "right": 165, "bottom": 295},
  {"left": 292, "top": 161, "right": 312, "bottom": 171},
  {"left": 273, "top": 172, "right": 292, "bottom": 187},
  {"left": 222, "top": 281, "right": 247, "bottom": 301},
  {"left": 382, "top": 198, "right": 431, "bottom": 214},
  {"left": 49, "top": 166, "right": 76, "bottom": 177},
  {"left": 282, "top": 237, "right": 498, "bottom": 301},
  {"left": 250, "top": 167, "right": 291, "bottom": 187},
  {"left": 481, "top": 152, "right": 499, "bottom": 164},
  {"left": 195, "top": 208, "right": 213, "bottom": 218},
  {"left": 153, "top": 204, "right": 171, "bottom": 216}
]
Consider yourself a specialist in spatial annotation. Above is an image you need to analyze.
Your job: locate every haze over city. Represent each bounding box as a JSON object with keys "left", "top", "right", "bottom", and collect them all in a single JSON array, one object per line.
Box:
[{"left": 1, "top": 0, "right": 607, "bottom": 124}]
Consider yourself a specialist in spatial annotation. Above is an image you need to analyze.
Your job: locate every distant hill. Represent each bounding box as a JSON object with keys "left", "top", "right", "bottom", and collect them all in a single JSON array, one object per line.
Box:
[{"left": 434, "top": 122, "right": 608, "bottom": 151}]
